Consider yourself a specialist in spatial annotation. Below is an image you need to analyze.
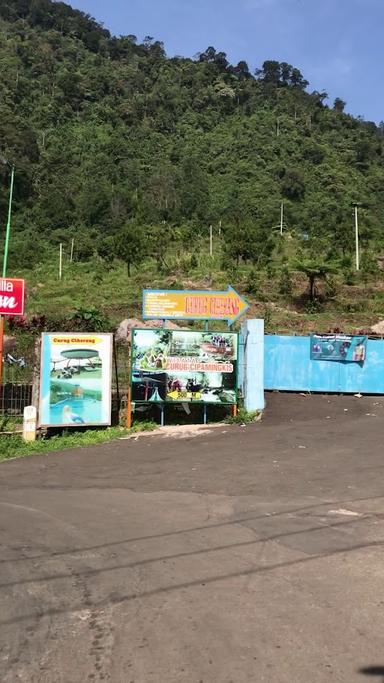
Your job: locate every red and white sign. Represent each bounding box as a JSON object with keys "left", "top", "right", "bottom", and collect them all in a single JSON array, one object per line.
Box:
[{"left": 0, "top": 278, "right": 25, "bottom": 316}]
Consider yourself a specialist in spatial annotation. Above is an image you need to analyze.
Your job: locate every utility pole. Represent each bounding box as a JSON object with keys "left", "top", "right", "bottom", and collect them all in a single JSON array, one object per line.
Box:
[
  {"left": 70, "top": 238, "right": 74, "bottom": 263},
  {"left": 59, "top": 243, "right": 63, "bottom": 280},
  {"left": 275, "top": 202, "right": 287, "bottom": 236},
  {"left": 209, "top": 224, "right": 213, "bottom": 257},
  {"left": 280, "top": 202, "right": 284, "bottom": 236},
  {"left": 352, "top": 203, "right": 360, "bottom": 271}
]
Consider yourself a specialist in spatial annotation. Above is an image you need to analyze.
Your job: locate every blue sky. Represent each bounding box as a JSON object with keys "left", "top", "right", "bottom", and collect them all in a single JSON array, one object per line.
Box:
[{"left": 70, "top": 0, "right": 382, "bottom": 122}]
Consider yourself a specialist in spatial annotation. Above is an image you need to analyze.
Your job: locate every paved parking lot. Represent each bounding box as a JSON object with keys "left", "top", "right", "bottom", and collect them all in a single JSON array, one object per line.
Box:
[{"left": 1, "top": 393, "right": 384, "bottom": 682}]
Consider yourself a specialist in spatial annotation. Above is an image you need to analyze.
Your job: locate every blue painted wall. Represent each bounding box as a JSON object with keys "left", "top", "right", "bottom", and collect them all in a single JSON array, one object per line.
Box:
[
  {"left": 265, "top": 335, "right": 384, "bottom": 394},
  {"left": 241, "top": 319, "right": 265, "bottom": 410}
]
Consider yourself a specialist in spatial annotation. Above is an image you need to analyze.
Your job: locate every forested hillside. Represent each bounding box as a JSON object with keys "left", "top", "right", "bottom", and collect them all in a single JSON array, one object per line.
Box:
[{"left": 0, "top": 0, "right": 384, "bottom": 332}]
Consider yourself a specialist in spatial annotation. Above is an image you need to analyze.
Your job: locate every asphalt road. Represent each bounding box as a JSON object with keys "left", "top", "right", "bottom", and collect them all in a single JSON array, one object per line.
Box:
[{"left": 1, "top": 393, "right": 384, "bottom": 682}]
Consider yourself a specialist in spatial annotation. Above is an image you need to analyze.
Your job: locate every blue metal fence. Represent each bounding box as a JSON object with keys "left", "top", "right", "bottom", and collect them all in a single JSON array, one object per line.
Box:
[{"left": 264, "top": 335, "right": 384, "bottom": 394}]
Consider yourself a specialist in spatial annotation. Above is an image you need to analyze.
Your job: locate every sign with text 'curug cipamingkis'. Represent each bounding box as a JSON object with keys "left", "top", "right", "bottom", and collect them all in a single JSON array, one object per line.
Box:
[{"left": 131, "top": 328, "right": 238, "bottom": 405}]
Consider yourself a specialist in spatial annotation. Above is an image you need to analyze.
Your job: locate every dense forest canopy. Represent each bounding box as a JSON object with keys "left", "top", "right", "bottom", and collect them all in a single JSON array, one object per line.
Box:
[{"left": 0, "top": 0, "right": 383, "bottom": 279}]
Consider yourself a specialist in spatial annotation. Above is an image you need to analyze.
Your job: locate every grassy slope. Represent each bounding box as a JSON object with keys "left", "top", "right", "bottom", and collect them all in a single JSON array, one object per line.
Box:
[{"left": 10, "top": 235, "right": 383, "bottom": 337}]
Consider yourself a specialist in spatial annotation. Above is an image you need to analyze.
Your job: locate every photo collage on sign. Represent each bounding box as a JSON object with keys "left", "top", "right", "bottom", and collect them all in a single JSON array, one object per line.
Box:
[
  {"left": 40, "top": 334, "right": 112, "bottom": 427},
  {"left": 310, "top": 334, "right": 367, "bottom": 363},
  {"left": 132, "top": 329, "right": 238, "bottom": 404}
]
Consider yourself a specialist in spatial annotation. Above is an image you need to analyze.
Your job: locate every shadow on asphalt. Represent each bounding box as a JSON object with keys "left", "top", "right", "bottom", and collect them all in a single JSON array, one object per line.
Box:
[
  {"left": 359, "top": 666, "right": 384, "bottom": 680},
  {"left": 1, "top": 512, "right": 384, "bottom": 627},
  {"left": 0, "top": 514, "right": 374, "bottom": 590},
  {"left": 1, "top": 492, "right": 383, "bottom": 567}
]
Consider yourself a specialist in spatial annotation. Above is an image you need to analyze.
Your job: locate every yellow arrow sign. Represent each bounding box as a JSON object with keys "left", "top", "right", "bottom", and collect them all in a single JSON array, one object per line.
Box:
[{"left": 142, "top": 286, "right": 249, "bottom": 325}]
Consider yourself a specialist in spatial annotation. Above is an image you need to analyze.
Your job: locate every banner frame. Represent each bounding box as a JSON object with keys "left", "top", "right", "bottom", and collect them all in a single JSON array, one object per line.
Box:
[
  {"left": 39, "top": 332, "right": 113, "bottom": 428},
  {"left": 130, "top": 327, "right": 239, "bottom": 406}
]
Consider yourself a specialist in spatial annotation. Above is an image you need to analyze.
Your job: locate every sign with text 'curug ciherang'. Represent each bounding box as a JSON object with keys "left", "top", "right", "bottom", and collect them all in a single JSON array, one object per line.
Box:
[{"left": 0, "top": 278, "right": 25, "bottom": 316}]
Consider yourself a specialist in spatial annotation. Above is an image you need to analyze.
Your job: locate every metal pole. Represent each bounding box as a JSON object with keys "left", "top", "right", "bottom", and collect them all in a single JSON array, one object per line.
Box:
[
  {"left": 2, "top": 165, "right": 14, "bottom": 277},
  {"left": 59, "top": 243, "right": 63, "bottom": 279},
  {"left": 280, "top": 202, "right": 284, "bottom": 236},
  {"left": 354, "top": 205, "right": 360, "bottom": 271},
  {"left": 203, "top": 321, "right": 209, "bottom": 425},
  {"left": 1, "top": 164, "right": 15, "bottom": 387},
  {"left": 126, "top": 343, "right": 132, "bottom": 429},
  {"left": 70, "top": 238, "right": 74, "bottom": 263},
  {"left": 209, "top": 225, "right": 213, "bottom": 257}
]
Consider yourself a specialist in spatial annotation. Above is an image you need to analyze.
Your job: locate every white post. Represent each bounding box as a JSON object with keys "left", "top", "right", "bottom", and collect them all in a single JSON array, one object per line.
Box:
[
  {"left": 280, "top": 202, "right": 284, "bottom": 236},
  {"left": 23, "top": 405, "right": 37, "bottom": 442},
  {"left": 59, "top": 243, "right": 63, "bottom": 280},
  {"left": 209, "top": 225, "right": 213, "bottom": 257},
  {"left": 354, "top": 205, "right": 360, "bottom": 271},
  {"left": 70, "top": 238, "right": 74, "bottom": 263}
]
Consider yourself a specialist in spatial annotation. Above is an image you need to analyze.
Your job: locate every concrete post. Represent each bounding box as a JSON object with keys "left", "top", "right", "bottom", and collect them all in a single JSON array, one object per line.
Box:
[{"left": 241, "top": 318, "right": 265, "bottom": 412}]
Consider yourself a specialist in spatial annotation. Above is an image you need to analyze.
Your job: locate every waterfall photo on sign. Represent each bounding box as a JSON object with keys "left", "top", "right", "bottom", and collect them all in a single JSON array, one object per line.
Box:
[
  {"left": 310, "top": 334, "right": 367, "bottom": 362},
  {"left": 39, "top": 333, "right": 113, "bottom": 427},
  {"left": 131, "top": 329, "right": 238, "bottom": 404}
]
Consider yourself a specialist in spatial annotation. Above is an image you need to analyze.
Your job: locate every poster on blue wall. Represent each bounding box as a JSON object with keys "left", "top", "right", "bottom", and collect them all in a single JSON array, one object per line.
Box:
[
  {"left": 39, "top": 333, "right": 113, "bottom": 427},
  {"left": 310, "top": 334, "right": 367, "bottom": 363}
]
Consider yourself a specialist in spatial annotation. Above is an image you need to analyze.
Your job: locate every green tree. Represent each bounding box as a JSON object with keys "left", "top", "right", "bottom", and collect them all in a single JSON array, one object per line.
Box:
[
  {"left": 256, "top": 60, "right": 281, "bottom": 84},
  {"left": 179, "top": 156, "right": 209, "bottom": 221},
  {"left": 114, "top": 222, "right": 146, "bottom": 276},
  {"left": 293, "top": 260, "right": 336, "bottom": 301},
  {"left": 333, "top": 97, "right": 346, "bottom": 113},
  {"left": 281, "top": 169, "right": 306, "bottom": 200}
]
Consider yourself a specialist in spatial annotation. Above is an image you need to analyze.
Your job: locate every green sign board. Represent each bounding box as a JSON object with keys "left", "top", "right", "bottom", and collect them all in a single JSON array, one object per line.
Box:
[
  {"left": 310, "top": 334, "right": 367, "bottom": 362},
  {"left": 131, "top": 328, "right": 238, "bottom": 404}
]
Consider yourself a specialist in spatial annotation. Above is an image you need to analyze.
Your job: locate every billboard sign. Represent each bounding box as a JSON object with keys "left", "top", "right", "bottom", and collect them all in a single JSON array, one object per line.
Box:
[
  {"left": 39, "top": 333, "right": 113, "bottom": 427},
  {"left": 142, "top": 286, "right": 249, "bottom": 325},
  {"left": 0, "top": 278, "right": 25, "bottom": 316},
  {"left": 310, "top": 334, "right": 367, "bottom": 362},
  {"left": 131, "top": 328, "right": 238, "bottom": 404}
]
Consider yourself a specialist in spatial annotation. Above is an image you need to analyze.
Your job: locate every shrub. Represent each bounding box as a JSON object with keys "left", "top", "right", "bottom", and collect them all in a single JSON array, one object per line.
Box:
[{"left": 278, "top": 266, "right": 292, "bottom": 296}]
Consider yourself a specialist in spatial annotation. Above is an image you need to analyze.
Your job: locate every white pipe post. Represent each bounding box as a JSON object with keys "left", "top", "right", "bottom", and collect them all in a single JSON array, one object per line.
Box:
[
  {"left": 280, "top": 202, "right": 284, "bottom": 236},
  {"left": 354, "top": 205, "right": 360, "bottom": 271}
]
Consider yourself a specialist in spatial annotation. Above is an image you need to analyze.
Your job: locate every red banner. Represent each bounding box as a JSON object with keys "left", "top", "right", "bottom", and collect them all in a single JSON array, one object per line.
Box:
[{"left": 0, "top": 278, "right": 25, "bottom": 316}]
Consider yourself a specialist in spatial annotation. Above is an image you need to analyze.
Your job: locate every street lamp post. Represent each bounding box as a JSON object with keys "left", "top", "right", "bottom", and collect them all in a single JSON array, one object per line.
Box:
[
  {"left": 0, "top": 157, "right": 15, "bottom": 277},
  {"left": 0, "top": 157, "right": 15, "bottom": 385}
]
